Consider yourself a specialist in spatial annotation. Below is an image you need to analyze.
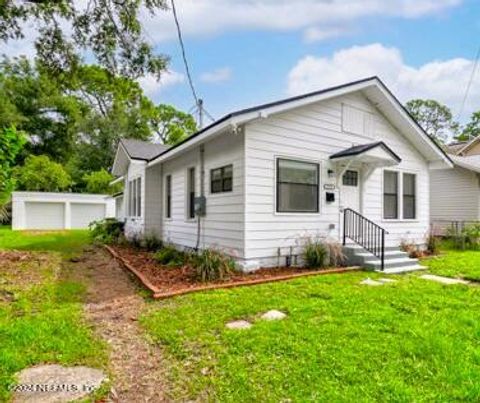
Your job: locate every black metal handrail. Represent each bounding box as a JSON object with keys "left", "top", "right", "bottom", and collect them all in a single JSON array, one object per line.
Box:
[{"left": 343, "top": 208, "right": 387, "bottom": 271}]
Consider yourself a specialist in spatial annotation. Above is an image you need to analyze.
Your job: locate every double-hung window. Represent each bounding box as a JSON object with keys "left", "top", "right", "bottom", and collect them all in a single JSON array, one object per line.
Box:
[
  {"left": 165, "top": 175, "right": 172, "bottom": 218},
  {"left": 128, "top": 177, "right": 141, "bottom": 217},
  {"left": 403, "top": 173, "right": 416, "bottom": 219},
  {"left": 383, "top": 170, "right": 417, "bottom": 220},
  {"left": 187, "top": 167, "right": 196, "bottom": 219},
  {"left": 211, "top": 165, "right": 233, "bottom": 193},
  {"left": 276, "top": 158, "right": 319, "bottom": 213}
]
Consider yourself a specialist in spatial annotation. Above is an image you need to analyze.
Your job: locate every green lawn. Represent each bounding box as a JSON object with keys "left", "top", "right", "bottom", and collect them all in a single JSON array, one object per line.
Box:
[
  {"left": 142, "top": 271, "right": 480, "bottom": 402},
  {"left": 422, "top": 242, "right": 480, "bottom": 281},
  {"left": 0, "top": 227, "right": 106, "bottom": 401},
  {"left": 0, "top": 225, "right": 89, "bottom": 257}
]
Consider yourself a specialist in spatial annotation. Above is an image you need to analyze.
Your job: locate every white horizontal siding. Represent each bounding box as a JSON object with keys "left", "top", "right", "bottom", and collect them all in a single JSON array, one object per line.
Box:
[
  {"left": 430, "top": 166, "right": 480, "bottom": 231},
  {"left": 244, "top": 91, "right": 431, "bottom": 266},
  {"left": 124, "top": 161, "right": 146, "bottom": 238},
  {"left": 162, "top": 132, "right": 245, "bottom": 257}
]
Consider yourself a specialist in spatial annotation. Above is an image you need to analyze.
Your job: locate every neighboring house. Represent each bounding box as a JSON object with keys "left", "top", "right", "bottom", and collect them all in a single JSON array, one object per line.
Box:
[
  {"left": 112, "top": 77, "right": 452, "bottom": 272},
  {"left": 12, "top": 192, "right": 115, "bottom": 230},
  {"left": 431, "top": 136, "right": 480, "bottom": 231}
]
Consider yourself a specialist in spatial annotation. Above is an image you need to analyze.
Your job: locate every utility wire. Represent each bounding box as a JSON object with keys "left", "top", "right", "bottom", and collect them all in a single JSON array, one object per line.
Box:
[
  {"left": 457, "top": 44, "right": 480, "bottom": 122},
  {"left": 171, "top": 0, "right": 199, "bottom": 106}
]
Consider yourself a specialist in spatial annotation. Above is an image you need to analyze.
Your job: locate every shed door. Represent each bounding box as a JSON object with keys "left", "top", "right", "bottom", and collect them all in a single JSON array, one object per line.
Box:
[
  {"left": 25, "top": 202, "right": 65, "bottom": 230},
  {"left": 71, "top": 203, "right": 106, "bottom": 229}
]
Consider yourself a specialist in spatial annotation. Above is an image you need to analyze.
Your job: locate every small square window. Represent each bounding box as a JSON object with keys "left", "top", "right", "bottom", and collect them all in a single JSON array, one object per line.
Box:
[
  {"left": 211, "top": 165, "right": 233, "bottom": 193},
  {"left": 342, "top": 170, "right": 358, "bottom": 187}
]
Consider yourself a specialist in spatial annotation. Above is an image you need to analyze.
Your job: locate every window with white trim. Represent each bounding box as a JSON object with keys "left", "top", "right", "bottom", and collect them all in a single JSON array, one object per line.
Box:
[
  {"left": 187, "top": 167, "right": 195, "bottom": 219},
  {"left": 403, "top": 173, "right": 416, "bottom": 219},
  {"left": 276, "top": 158, "right": 319, "bottom": 213},
  {"left": 165, "top": 175, "right": 172, "bottom": 218},
  {"left": 383, "top": 171, "right": 417, "bottom": 220},
  {"left": 128, "top": 177, "right": 141, "bottom": 217},
  {"left": 210, "top": 165, "right": 233, "bottom": 193}
]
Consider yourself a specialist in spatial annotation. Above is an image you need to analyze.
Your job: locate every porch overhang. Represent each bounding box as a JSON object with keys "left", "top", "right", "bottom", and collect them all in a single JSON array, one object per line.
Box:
[{"left": 329, "top": 141, "right": 401, "bottom": 168}]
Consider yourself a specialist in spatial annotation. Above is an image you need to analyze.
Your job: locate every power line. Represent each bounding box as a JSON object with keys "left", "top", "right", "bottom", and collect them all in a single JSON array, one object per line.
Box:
[
  {"left": 457, "top": 44, "right": 480, "bottom": 122},
  {"left": 171, "top": 0, "right": 199, "bottom": 106}
]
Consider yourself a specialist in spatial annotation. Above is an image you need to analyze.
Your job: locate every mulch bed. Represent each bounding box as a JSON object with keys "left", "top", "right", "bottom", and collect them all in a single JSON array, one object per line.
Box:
[{"left": 105, "top": 245, "right": 359, "bottom": 299}]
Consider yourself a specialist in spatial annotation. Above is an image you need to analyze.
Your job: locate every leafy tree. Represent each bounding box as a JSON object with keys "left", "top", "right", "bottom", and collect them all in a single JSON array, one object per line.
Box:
[
  {"left": 14, "top": 155, "right": 72, "bottom": 192},
  {"left": 82, "top": 169, "right": 122, "bottom": 195},
  {"left": 0, "top": 57, "right": 86, "bottom": 163},
  {"left": 149, "top": 104, "right": 198, "bottom": 145},
  {"left": 0, "top": 0, "right": 168, "bottom": 79},
  {"left": 456, "top": 111, "right": 480, "bottom": 142},
  {"left": 0, "top": 126, "right": 25, "bottom": 221},
  {"left": 405, "top": 99, "right": 458, "bottom": 144}
]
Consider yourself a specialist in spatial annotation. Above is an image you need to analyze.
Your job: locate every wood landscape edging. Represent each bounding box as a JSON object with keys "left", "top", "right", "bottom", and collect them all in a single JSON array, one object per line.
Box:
[{"left": 104, "top": 245, "right": 360, "bottom": 299}]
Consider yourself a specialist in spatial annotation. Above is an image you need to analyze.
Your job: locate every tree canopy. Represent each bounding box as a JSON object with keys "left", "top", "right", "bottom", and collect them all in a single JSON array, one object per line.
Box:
[
  {"left": 0, "top": 0, "right": 168, "bottom": 79},
  {"left": 14, "top": 155, "right": 72, "bottom": 192},
  {"left": 405, "top": 99, "right": 458, "bottom": 144},
  {"left": 0, "top": 57, "right": 197, "bottom": 194},
  {"left": 82, "top": 169, "right": 121, "bottom": 195}
]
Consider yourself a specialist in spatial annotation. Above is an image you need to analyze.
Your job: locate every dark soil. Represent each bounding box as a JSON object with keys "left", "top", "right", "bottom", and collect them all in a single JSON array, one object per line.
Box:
[{"left": 110, "top": 245, "right": 326, "bottom": 294}]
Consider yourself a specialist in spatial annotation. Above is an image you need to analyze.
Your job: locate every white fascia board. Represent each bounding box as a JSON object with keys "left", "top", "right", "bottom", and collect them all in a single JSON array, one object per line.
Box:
[
  {"left": 373, "top": 84, "right": 453, "bottom": 168},
  {"left": 109, "top": 175, "right": 124, "bottom": 186}
]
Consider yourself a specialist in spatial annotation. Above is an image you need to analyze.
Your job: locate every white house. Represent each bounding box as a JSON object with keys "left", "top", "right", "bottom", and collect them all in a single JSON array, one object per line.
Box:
[
  {"left": 431, "top": 136, "right": 480, "bottom": 232},
  {"left": 12, "top": 192, "right": 115, "bottom": 230},
  {"left": 112, "top": 77, "right": 452, "bottom": 272}
]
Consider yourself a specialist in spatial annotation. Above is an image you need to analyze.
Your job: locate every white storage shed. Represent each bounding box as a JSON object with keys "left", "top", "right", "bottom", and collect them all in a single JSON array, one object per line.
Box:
[{"left": 11, "top": 192, "right": 115, "bottom": 230}]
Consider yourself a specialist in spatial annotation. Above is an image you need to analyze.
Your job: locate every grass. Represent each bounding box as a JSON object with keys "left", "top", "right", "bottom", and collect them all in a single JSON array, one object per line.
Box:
[
  {"left": 422, "top": 240, "right": 480, "bottom": 281},
  {"left": 0, "top": 227, "right": 106, "bottom": 401},
  {"left": 142, "top": 271, "right": 480, "bottom": 402},
  {"left": 0, "top": 225, "right": 89, "bottom": 258}
]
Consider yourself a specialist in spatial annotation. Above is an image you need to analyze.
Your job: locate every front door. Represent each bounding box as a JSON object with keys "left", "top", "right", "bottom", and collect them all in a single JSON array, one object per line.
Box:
[{"left": 341, "top": 169, "right": 360, "bottom": 212}]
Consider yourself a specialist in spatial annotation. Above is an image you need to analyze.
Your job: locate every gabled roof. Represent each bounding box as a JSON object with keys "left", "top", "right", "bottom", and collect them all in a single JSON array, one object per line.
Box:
[
  {"left": 447, "top": 140, "right": 468, "bottom": 155},
  {"left": 456, "top": 136, "right": 480, "bottom": 156},
  {"left": 450, "top": 155, "right": 480, "bottom": 174},
  {"left": 147, "top": 76, "right": 453, "bottom": 169},
  {"left": 120, "top": 138, "right": 169, "bottom": 161},
  {"left": 330, "top": 141, "right": 401, "bottom": 162}
]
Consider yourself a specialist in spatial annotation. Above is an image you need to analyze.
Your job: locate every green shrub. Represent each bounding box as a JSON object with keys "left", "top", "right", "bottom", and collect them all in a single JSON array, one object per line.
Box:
[
  {"left": 154, "top": 245, "right": 187, "bottom": 266},
  {"left": 303, "top": 239, "right": 329, "bottom": 269},
  {"left": 193, "top": 248, "right": 236, "bottom": 282},
  {"left": 143, "top": 234, "right": 163, "bottom": 252},
  {"left": 89, "top": 218, "right": 124, "bottom": 244}
]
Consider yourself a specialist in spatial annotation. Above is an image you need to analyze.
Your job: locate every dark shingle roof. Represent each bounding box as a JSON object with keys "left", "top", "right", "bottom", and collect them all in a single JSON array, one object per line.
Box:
[
  {"left": 120, "top": 138, "right": 169, "bottom": 161},
  {"left": 329, "top": 141, "right": 401, "bottom": 162}
]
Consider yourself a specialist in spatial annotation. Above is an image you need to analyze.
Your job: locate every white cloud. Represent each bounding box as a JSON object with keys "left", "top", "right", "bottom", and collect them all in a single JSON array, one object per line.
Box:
[
  {"left": 287, "top": 43, "right": 480, "bottom": 120},
  {"left": 200, "top": 67, "right": 232, "bottom": 83},
  {"left": 142, "top": 0, "right": 461, "bottom": 43},
  {"left": 138, "top": 69, "right": 185, "bottom": 98},
  {"left": 303, "top": 27, "right": 350, "bottom": 43}
]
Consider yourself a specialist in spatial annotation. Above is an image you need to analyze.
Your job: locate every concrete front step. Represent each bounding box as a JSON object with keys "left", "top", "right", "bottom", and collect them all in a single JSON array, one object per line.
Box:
[
  {"left": 364, "top": 257, "right": 419, "bottom": 270},
  {"left": 343, "top": 243, "right": 425, "bottom": 273}
]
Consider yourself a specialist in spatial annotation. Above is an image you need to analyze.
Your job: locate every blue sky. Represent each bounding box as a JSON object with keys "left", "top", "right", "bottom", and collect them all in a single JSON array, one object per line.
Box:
[
  {"left": 142, "top": 0, "right": 480, "bottom": 125},
  {"left": 5, "top": 0, "right": 480, "bottom": 124}
]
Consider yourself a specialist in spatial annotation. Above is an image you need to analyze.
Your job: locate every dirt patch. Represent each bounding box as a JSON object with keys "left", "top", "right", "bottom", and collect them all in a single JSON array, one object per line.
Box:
[
  {"left": 0, "top": 251, "right": 55, "bottom": 288},
  {"left": 109, "top": 245, "right": 356, "bottom": 298},
  {"left": 64, "top": 247, "right": 168, "bottom": 402}
]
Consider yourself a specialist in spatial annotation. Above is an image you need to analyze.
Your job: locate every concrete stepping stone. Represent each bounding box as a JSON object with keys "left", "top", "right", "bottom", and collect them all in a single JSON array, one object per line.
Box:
[
  {"left": 360, "top": 278, "right": 384, "bottom": 286},
  {"left": 226, "top": 320, "right": 252, "bottom": 330},
  {"left": 260, "top": 310, "right": 287, "bottom": 321},
  {"left": 420, "top": 274, "right": 470, "bottom": 285},
  {"left": 378, "top": 278, "right": 397, "bottom": 283},
  {"left": 13, "top": 364, "right": 107, "bottom": 403}
]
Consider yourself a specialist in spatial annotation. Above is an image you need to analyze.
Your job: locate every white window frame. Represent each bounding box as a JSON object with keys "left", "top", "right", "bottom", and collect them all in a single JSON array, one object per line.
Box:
[
  {"left": 382, "top": 169, "right": 418, "bottom": 222},
  {"left": 185, "top": 166, "right": 196, "bottom": 221},
  {"left": 165, "top": 174, "right": 172, "bottom": 219},
  {"left": 127, "top": 176, "right": 142, "bottom": 218},
  {"left": 274, "top": 156, "right": 321, "bottom": 215}
]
